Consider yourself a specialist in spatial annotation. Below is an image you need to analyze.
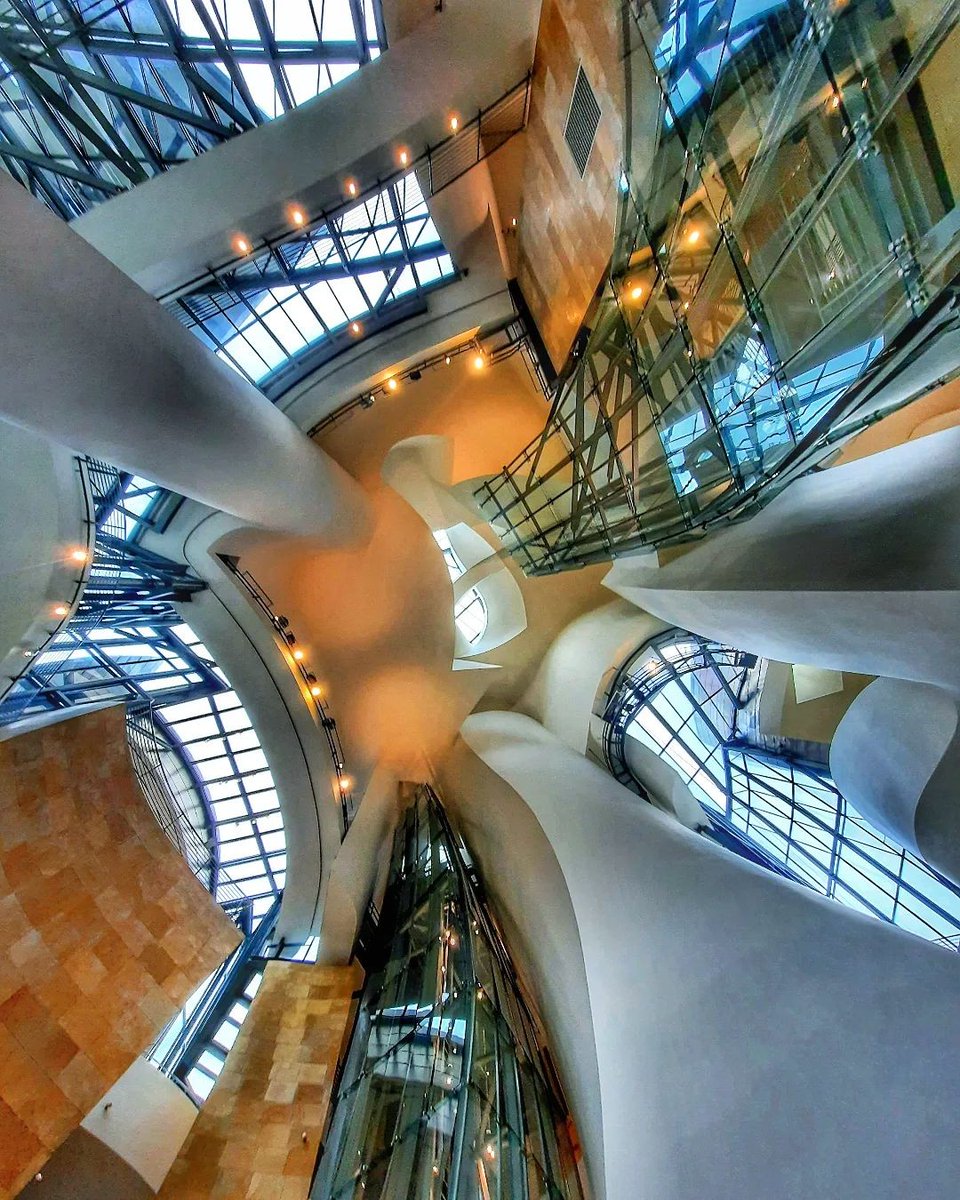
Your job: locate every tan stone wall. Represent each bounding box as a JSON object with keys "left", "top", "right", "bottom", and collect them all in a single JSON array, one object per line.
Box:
[
  {"left": 156, "top": 961, "right": 362, "bottom": 1200},
  {"left": 516, "top": 0, "right": 625, "bottom": 371},
  {"left": 0, "top": 706, "right": 241, "bottom": 1199}
]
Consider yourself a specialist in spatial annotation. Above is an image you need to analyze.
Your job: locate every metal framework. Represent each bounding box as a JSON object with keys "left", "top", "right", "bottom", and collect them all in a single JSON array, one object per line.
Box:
[
  {"left": 0, "top": 0, "right": 385, "bottom": 218},
  {"left": 601, "top": 630, "right": 960, "bottom": 950},
  {"left": 478, "top": 0, "right": 960, "bottom": 573},
  {"left": 170, "top": 171, "right": 457, "bottom": 395},
  {"left": 0, "top": 457, "right": 288, "bottom": 930},
  {"left": 312, "top": 785, "right": 586, "bottom": 1200}
]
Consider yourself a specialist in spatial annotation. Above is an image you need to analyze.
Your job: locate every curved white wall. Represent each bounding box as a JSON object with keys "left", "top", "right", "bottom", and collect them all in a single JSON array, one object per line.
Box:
[
  {"left": 0, "top": 174, "right": 369, "bottom": 542},
  {"left": 831, "top": 678, "right": 960, "bottom": 882},
  {"left": 0, "top": 424, "right": 88, "bottom": 688},
  {"left": 81, "top": 1057, "right": 197, "bottom": 1192},
  {"left": 458, "top": 710, "right": 960, "bottom": 1200},
  {"left": 519, "top": 600, "right": 667, "bottom": 753},
  {"left": 605, "top": 427, "right": 960, "bottom": 689}
]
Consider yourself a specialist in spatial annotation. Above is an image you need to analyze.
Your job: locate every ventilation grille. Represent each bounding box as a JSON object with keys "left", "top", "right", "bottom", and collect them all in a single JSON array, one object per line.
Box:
[{"left": 564, "top": 65, "right": 601, "bottom": 177}]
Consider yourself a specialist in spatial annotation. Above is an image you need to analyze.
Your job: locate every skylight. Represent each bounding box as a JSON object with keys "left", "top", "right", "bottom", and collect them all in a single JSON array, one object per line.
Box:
[
  {"left": 0, "top": 0, "right": 385, "bottom": 218},
  {"left": 174, "top": 173, "right": 455, "bottom": 390}
]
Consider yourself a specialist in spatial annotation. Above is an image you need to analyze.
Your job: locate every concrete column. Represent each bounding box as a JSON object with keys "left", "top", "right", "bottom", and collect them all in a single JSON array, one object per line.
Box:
[
  {"left": 605, "top": 427, "right": 960, "bottom": 689},
  {"left": 0, "top": 175, "right": 370, "bottom": 542},
  {"left": 448, "top": 710, "right": 960, "bottom": 1200},
  {"left": 831, "top": 677, "right": 960, "bottom": 884}
]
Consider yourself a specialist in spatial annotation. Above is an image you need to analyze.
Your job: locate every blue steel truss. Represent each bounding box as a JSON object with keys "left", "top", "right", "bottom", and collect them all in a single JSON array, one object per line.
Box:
[
  {"left": 0, "top": 0, "right": 385, "bottom": 218},
  {"left": 0, "top": 456, "right": 288, "bottom": 930}
]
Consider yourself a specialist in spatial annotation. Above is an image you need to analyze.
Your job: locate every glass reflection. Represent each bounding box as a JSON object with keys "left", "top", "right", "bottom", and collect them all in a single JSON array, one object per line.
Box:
[
  {"left": 312, "top": 786, "right": 586, "bottom": 1200},
  {"left": 479, "top": 0, "right": 960, "bottom": 572}
]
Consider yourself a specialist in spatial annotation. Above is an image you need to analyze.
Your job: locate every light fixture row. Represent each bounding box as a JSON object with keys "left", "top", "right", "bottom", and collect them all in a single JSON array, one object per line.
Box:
[
  {"left": 20, "top": 546, "right": 88, "bottom": 660},
  {"left": 275, "top": 623, "right": 355, "bottom": 811},
  {"left": 230, "top": 113, "right": 464, "bottom": 263},
  {"left": 374, "top": 340, "right": 486, "bottom": 403}
]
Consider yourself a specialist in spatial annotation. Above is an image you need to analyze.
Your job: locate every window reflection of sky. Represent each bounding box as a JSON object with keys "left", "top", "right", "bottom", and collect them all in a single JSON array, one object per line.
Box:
[
  {"left": 661, "top": 334, "right": 884, "bottom": 494},
  {"left": 623, "top": 634, "right": 960, "bottom": 949}
]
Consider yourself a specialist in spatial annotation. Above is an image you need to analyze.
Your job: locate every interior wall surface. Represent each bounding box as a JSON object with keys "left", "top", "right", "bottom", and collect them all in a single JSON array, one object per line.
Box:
[
  {"left": 831, "top": 678, "right": 960, "bottom": 882},
  {"left": 0, "top": 426, "right": 86, "bottom": 685},
  {"left": 155, "top": 961, "right": 362, "bottom": 1200},
  {"left": 79, "top": 1056, "right": 198, "bottom": 1193},
  {"left": 518, "top": 600, "right": 668, "bottom": 753},
  {"left": 73, "top": 0, "right": 541, "bottom": 297},
  {"left": 0, "top": 706, "right": 240, "bottom": 1198},
  {"left": 14, "top": 1127, "right": 153, "bottom": 1200},
  {"left": 458, "top": 710, "right": 960, "bottom": 1200},
  {"left": 436, "top": 738, "right": 604, "bottom": 1200},
  {"left": 605, "top": 426, "right": 960, "bottom": 689},
  {"left": 515, "top": 0, "right": 627, "bottom": 370}
]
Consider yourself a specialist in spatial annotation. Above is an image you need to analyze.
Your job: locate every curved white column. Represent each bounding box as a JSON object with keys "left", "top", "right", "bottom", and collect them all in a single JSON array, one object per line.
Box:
[
  {"left": 0, "top": 175, "right": 370, "bottom": 542},
  {"left": 605, "top": 427, "right": 960, "bottom": 688},
  {"left": 831, "top": 678, "right": 960, "bottom": 883},
  {"left": 455, "top": 710, "right": 960, "bottom": 1200}
]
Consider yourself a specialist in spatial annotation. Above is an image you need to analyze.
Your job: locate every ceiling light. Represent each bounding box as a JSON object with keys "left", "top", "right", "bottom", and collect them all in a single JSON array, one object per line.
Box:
[
  {"left": 346, "top": 179, "right": 358, "bottom": 197},
  {"left": 449, "top": 114, "right": 460, "bottom": 132},
  {"left": 234, "top": 236, "right": 251, "bottom": 254},
  {"left": 293, "top": 648, "right": 305, "bottom": 661},
  {"left": 629, "top": 283, "right": 643, "bottom": 301},
  {"left": 473, "top": 354, "right": 485, "bottom": 370},
  {"left": 350, "top": 321, "right": 362, "bottom": 335},
  {"left": 686, "top": 228, "right": 701, "bottom": 246},
  {"left": 53, "top": 604, "right": 68, "bottom": 617},
  {"left": 398, "top": 148, "right": 409, "bottom": 166},
  {"left": 310, "top": 685, "right": 322, "bottom": 698},
  {"left": 387, "top": 377, "right": 399, "bottom": 392},
  {"left": 69, "top": 549, "right": 88, "bottom": 564},
  {"left": 289, "top": 206, "right": 306, "bottom": 227},
  {"left": 444, "top": 355, "right": 452, "bottom": 365},
  {"left": 339, "top": 776, "right": 352, "bottom": 791}
]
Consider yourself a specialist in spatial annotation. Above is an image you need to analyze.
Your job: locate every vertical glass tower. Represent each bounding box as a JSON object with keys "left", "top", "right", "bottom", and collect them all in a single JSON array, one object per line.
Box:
[
  {"left": 478, "top": 0, "right": 960, "bottom": 572},
  {"left": 312, "top": 786, "right": 587, "bottom": 1200}
]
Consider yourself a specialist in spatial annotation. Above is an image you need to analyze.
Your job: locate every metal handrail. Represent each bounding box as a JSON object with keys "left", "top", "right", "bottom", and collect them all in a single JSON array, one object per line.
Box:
[
  {"left": 219, "top": 557, "right": 357, "bottom": 839},
  {"left": 125, "top": 702, "right": 247, "bottom": 904},
  {"left": 0, "top": 455, "right": 96, "bottom": 716}
]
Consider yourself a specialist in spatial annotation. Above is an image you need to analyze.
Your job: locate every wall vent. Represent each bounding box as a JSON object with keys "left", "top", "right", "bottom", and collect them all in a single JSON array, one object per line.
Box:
[{"left": 564, "top": 64, "right": 601, "bottom": 177}]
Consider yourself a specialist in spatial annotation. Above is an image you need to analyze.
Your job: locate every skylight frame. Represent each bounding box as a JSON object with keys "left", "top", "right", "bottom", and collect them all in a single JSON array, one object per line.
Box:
[{"left": 0, "top": 0, "right": 386, "bottom": 218}]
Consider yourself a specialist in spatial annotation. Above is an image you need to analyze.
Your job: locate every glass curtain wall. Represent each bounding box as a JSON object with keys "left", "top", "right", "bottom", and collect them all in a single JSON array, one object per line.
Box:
[
  {"left": 478, "top": 0, "right": 960, "bottom": 572},
  {"left": 602, "top": 630, "right": 960, "bottom": 949},
  {"left": 313, "top": 785, "right": 586, "bottom": 1200}
]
